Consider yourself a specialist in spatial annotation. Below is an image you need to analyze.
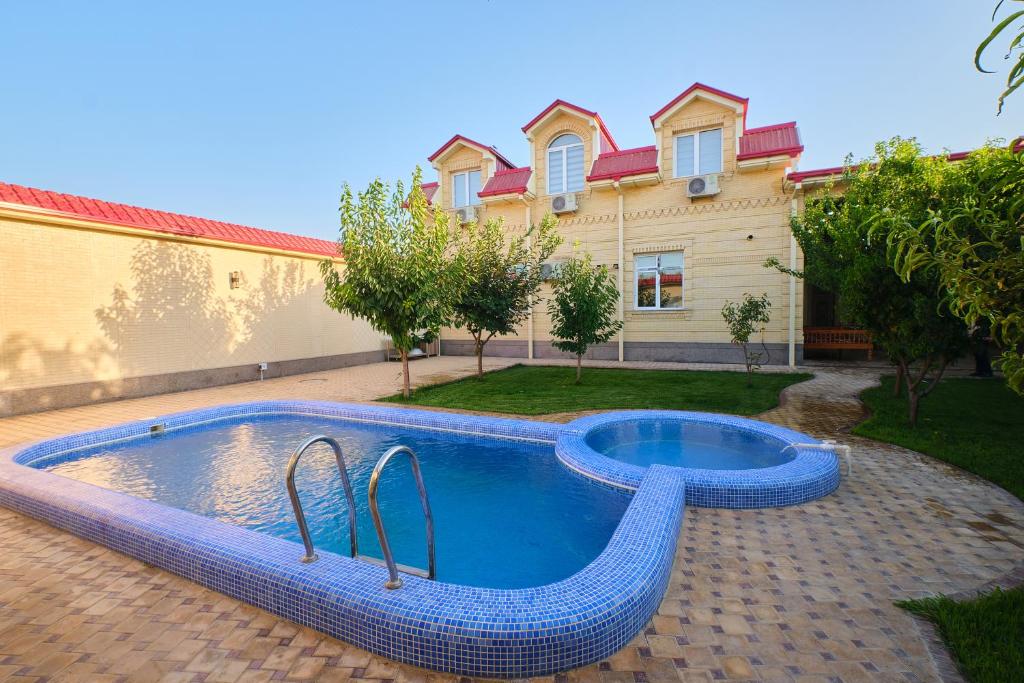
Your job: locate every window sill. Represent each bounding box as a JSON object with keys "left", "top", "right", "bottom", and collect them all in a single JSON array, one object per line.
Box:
[{"left": 629, "top": 308, "right": 689, "bottom": 314}]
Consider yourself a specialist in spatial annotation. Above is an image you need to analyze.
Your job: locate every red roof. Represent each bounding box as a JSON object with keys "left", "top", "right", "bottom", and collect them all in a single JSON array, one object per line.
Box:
[
  {"left": 587, "top": 146, "right": 659, "bottom": 182},
  {"left": 0, "top": 182, "right": 339, "bottom": 258},
  {"left": 478, "top": 167, "right": 532, "bottom": 197},
  {"left": 421, "top": 182, "right": 439, "bottom": 204},
  {"left": 737, "top": 122, "right": 803, "bottom": 161},
  {"left": 427, "top": 134, "right": 515, "bottom": 170},
  {"left": 521, "top": 100, "right": 619, "bottom": 152},
  {"left": 650, "top": 83, "right": 749, "bottom": 127}
]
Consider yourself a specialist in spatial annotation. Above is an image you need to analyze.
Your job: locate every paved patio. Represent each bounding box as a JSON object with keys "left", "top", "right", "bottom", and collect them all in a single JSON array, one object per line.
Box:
[{"left": 0, "top": 358, "right": 1021, "bottom": 682}]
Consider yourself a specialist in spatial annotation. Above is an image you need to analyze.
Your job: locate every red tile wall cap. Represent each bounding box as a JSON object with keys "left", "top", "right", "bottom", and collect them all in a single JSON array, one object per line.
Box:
[
  {"left": 521, "top": 99, "right": 619, "bottom": 151},
  {"left": 0, "top": 182, "right": 339, "bottom": 258},
  {"left": 427, "top": 134, "right": 515, "bottom": 170},
  {"left": 478, "top": 167, "right": 533, "bottom": 197},
  {"left": 786, "top": 138, "right": 1023, "bottom": 183},
  {"left": 650, "top": 83, "right": 749, "bottom": 127},
  {"left": 586, "top": 146, "right": 659, "bottom": 182}
]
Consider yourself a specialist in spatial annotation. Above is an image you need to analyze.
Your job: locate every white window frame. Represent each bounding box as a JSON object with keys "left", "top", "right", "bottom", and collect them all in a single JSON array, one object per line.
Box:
[
  {"left": 452, "top": 170, "right": 481, "bottom": 208},
  {"left": 547, "top": 134, "right": 584, "bottom": 195},
  {"left": 672, "top": 127, "right": 723, "bottom": 178},
  {"left": 634, "top": 252, "right": 685, "bottom": 310}
]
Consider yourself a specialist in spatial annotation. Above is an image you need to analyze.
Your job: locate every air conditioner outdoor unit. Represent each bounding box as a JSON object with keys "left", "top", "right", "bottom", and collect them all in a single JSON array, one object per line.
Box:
[
  {"left": 540, "top": 261, "right": 562, "bottom": 281},
  {"left": 455, "top": 206, "right": 477, "bottom": 223},
  {"left": 550, "top": 193, "right": 578, "bottom": 214},
  {"left": 686, "top": 174, "right": 720, "bottom": 198}
]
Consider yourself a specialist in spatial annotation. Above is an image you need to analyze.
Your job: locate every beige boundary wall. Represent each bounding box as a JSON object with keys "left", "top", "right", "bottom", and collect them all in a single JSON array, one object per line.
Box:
[
  {"left": 433, "top": 95, "right": 804, "bottom": 365},
  {"left": 0, "top": 207, "right": 385, "bottom": 417}
]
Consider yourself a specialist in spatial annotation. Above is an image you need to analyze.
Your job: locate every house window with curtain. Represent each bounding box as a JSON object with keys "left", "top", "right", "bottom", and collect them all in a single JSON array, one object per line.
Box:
[
  {"left": 452, "top": 170, "right": 481, "bottom": 207},
  {"left": 673, "top": 128, "right": 723, "bottom": 178},
  {"left": 634, "top": 252, "right": 684, "bottom": 310},
  {"left": 547, "top": 133, "right": 584, "bottom": 194}
]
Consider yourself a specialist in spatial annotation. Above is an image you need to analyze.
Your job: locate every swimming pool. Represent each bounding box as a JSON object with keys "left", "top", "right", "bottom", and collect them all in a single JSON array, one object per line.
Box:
[
  {"left": 0, "top": 402, "right": 686, "bottom": 677},
  {"left": 557, "top": 411, "right": 841, "bottom": 507},
  {"left": 37, "top": 414, "right": 630, "bottom": 589}
]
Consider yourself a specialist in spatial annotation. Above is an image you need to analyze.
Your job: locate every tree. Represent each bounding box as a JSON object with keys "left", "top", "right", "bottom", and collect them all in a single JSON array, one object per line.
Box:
[
  {"left": 453, "top": 214, "right": 562, "bottom": 378},
  {"left": 547, "top": 252, "right": 622, "bottom": 384},
  {"left": 976, "top": 1, "right": 1024, "bottom": 113},
  {"left": 320, "top": 168, "right": 464, "bottom": 398},
  {"left": 770, "top": 138, "right": 969, "bottom": 424},
  {"left": 722, "top": 293, "right": 772, "bottom": 387},
  {"left": 882, "top": 142, "right": 1024, "bottom": 393}
]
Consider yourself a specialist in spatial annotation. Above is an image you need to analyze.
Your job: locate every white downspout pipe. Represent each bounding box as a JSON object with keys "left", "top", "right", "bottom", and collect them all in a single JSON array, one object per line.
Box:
[
  {"left": 615, "top": 181, "right": 625, "bottom": 362},
  {"left": 522, "top": 197, "right": 534, "bottom": 360},
  {"left": 788, "top": 195, "right": 799, "bottom": 368}
]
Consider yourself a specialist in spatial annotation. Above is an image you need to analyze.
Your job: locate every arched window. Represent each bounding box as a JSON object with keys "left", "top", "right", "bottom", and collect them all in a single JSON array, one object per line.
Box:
[{"left": 547, "top": 133, "right": 584, "bottom": 194}]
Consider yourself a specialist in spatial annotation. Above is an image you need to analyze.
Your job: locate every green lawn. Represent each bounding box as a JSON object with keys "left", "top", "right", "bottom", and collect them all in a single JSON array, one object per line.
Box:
[
  {"left": 897, "top": 588, "right": 1024, "bottom": 683},
  {"left": 381, "top": 364, "right": 811, "bottom": 415},
  {"left": 854, "top": 376, "right": 1024, "bottom": 500},
  {"left": 855, "top": 376, "right": 1024, "bottom": 682}
]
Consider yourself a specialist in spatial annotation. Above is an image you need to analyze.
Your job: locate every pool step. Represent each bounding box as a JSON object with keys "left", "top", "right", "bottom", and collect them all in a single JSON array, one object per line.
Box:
[{"left": 354, "top": 554, "right": 432, "bottom": 580}]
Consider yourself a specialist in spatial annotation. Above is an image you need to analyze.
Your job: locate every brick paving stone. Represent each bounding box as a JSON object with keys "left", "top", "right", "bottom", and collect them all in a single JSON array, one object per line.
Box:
[{"left": 0, "top": 358, "right": 1021, "bottom": 682}]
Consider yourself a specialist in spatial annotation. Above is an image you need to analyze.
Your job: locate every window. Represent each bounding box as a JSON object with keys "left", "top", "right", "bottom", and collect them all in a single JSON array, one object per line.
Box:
[
  {"left": 452, "top": 170, "right": 481, "bottom": 207},
  {"left": 547, "top": 133, "right": 584, "bottom": 194},
  {"left": 673, "top": 128, "right": 723, "bottom": 177},
  {"left": 634, "top": 252, "right": 684, "bottom": 310}
]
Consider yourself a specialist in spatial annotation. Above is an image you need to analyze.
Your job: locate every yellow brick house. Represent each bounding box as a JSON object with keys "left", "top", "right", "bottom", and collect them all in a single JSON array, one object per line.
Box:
[{"left": 427, "top": 83, "right": 808, "bottom": 366}]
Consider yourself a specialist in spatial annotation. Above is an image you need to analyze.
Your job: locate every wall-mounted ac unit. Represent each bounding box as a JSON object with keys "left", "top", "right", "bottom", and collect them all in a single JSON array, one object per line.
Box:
[
  {"left": 686, "top": 174, "right": 720, "bottom": 198},
  {"left": 455, "top": 206, "right": 477, "bottom": 223},
  {"left": 550, "top": 193, "right": 578, "bottom": 214}
]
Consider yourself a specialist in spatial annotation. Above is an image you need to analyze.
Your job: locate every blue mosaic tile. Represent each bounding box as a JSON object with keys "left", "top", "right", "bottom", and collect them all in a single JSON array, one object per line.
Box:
[
  {"left": 0, "top": 401, "right": 685, "bottom": 678},
  {"left": 556, "top": 410, "right": 841, "bottom": 508}
]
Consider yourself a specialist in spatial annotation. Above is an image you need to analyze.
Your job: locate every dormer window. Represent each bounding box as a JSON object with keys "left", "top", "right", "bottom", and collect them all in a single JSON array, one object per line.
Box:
[
  {"left": 452, "top": 170, "right": 481, "bottom": 207},
  {"left": 547, "top": 134, "right": 584, "bottom": 194},
  {"left": 673, "top": 128, "right": 723, "bottom": 178}
]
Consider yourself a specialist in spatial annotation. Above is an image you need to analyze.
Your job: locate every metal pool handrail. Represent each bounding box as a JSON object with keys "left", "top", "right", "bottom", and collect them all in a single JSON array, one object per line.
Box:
[
  {"left": 368, "top": 445, "right": 436, "bottom": 589},
  {"left": 285, "top": 435, "right": 359, "bottom": 563}
]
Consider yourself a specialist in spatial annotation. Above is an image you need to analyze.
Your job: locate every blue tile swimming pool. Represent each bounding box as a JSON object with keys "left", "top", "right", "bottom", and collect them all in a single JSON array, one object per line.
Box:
[
  {"left": 0, "top": 401, "right": 839, "bottom": 676},
  {"left": 37, "top": 414, "right": 630, "bottom": 589}
]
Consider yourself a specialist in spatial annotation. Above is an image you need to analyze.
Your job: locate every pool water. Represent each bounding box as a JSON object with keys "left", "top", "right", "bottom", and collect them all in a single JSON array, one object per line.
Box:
[
  {"left": 585, "top": 419, "right": 794, "bottom": 470},
  {"left": 40, "top": 415, "right": 630, "bottom": 589}
]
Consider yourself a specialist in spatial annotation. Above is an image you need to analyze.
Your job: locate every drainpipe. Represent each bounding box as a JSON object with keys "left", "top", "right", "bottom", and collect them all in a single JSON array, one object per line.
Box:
[
  {"left": 522, "top": 197, "right": 534, "bottom": 360},
  {"left": 614, "top": 181, "right": 625, "bottom": 362},
  {"left": 788, "top": 195, "right": 799, "bottom": 367}
]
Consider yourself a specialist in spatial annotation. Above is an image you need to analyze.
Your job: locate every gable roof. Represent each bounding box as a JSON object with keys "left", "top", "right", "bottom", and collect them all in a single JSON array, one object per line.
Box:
[
  {"left": 479, "top": 167, "right": 533, "bottom": 197},
  {"left": 587, "top": 146, "right": 658, "bottom": 182},
  {"left": 427, "top": 134, "right": 515, "bottom": 170},
  {"left": 521, "top": 100, "right": 619, "bottom": 152},
  {"left": 0, "top": 182, "right": 338, "bottom": 258},
  {"left": 650, "top": 83, "right": 749, "bottom": 129},
  {"left": 421, "top": 182, "right": 439, "bottom": 204},
  {"left": 737, "top": 122, "right": 803, "bottom": 160}
]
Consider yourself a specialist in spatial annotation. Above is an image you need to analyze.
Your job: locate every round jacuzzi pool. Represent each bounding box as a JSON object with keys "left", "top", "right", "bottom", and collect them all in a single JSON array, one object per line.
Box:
[{"left": 556, "top": 411, "right": 841, "bottom": 508}]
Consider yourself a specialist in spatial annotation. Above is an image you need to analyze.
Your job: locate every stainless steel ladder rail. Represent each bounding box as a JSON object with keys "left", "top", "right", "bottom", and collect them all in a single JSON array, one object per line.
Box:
[
  {"left": 285, "top": 435, "right": 359, "bottom": 563},
  {"left": 367, "top": 445, "right": 435, "bottom": 589}
]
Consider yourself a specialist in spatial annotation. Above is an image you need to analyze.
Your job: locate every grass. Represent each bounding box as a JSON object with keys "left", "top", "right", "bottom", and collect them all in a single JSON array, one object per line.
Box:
[
  {"left": 897, "top": 588, "right": 1024, "bottom": 683},
  {"left": 854, "top": 376, "right": 1024, "bottom": 501},
  {"left": 381, "top": 364, "right": 811, "bottom": 416}
]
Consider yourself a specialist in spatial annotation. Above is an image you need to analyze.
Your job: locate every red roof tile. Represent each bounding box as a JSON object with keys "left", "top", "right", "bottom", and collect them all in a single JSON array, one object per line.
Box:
[
  {"left": 521, "top": 100, "right": 619, "bottom": 152},
  {"left": 650, "top": 83, "right": 749, "bottom": 127},
  {"left": 737, "top": 122, "right": 803, "bottom": 161},
  {"left": 0, "top": 182, "right": 339, "bottom": 258},
  {"left": 421, "top": 182, "right": 439, "bottom": 204},
  {"left": 427, "top": 135, "right": 515, "bottom": 170},
  {"left": 587, "top": 146, "right": 658, "bottom": 182},
  {"left": 479, "top": 168, "right": 532, "bottom": 197}
]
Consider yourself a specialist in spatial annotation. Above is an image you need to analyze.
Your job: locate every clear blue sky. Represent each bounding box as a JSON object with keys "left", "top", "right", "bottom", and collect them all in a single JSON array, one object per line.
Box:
[{"left": 1, "top": 1, "right": 1019, "bottom": 241}]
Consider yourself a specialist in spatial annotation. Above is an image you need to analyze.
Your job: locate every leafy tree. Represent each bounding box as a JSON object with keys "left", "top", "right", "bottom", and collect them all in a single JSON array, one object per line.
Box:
[
  {"left": 722, "top": 293, "right": 772, "bottom": 387},
  {"left": 976, "top": 1, "right": 1024, "bottom": 113},
  {"left": 320, "top": 168, "right": 464, "bottom": 398},
  {"left": 453, "top": 214, "right": 562, "bottom": 378},
  {"left": 547, "top": 252, "right": 622, "bottom": 384},
  {"left": 882, "top": 142, "right": 1024, "bottom": 393},
  {"left": 770, "top": 138, "right": 969, "bottom": 424}
]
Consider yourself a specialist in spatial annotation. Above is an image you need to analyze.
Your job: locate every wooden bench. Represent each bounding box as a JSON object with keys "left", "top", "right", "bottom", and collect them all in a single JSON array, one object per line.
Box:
[{"left": 803, "top": 327, "right": 874, "bottom": 360}]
